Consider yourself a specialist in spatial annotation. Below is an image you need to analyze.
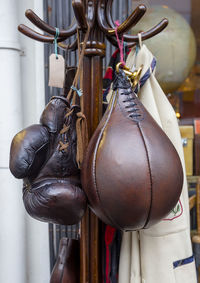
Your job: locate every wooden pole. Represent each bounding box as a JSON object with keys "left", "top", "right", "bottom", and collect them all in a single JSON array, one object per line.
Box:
[{"left": 80, "top": 26, "right": 105, "bottom": 283}]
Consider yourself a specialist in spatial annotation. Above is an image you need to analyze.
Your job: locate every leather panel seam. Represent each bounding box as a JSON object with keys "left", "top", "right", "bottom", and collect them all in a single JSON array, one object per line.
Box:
[
  {"left": 138, "top": 123, "right": 153, "bottom": 229},
  {"left": 92, "top": 90, "right": 122, "bottom": 229},
  {"left": 25, "top": 140, "right": 49, "bottom": 177}
]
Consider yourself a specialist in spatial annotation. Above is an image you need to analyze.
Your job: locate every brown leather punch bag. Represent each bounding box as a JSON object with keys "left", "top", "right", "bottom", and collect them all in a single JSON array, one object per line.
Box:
[{"left": 81, "top": 69, "right": 183, "bottom": 231}]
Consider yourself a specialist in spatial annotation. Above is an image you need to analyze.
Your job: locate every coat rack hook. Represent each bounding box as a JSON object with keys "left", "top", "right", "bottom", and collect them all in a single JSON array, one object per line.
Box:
[
  {"left": 72, "top": 0, "right": 88, "bottom": 31},
  {"left": 97, "top": 0, "right": 140, "bottom": 47},
  {"left": 104, "top": 1, "right": 168, "bottom": 43},
  {"left": 104, "top": 4, "right": 147, "bottom": 35},
  {"left": 123, "top": 18, "right": 169, "bottom": 42},
  {"left": 25, "top": 9, "right": 77, "bottom": 38},
  {"left": 18, "top": 24, "right": 65, "bottom": 43}
]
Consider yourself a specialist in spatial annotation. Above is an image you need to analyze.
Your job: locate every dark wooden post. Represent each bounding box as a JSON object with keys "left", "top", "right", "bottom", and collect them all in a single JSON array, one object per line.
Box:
[{"left": 80, "top": 7, "right": 106, "bottom": 281}]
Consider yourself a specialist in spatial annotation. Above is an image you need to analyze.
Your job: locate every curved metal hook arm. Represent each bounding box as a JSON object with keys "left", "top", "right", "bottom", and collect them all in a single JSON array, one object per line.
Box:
[
  {"left": 18, "top": 24, "right": 66, "bottom": 43},
  {"left": 25, "top": 9, "right": 77, "bottom": 38}
]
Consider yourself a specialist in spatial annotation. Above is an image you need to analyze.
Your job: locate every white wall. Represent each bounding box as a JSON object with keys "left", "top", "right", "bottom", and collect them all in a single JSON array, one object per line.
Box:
[{"left": 0, "top": 0, "right": 50, "bottom": 282}]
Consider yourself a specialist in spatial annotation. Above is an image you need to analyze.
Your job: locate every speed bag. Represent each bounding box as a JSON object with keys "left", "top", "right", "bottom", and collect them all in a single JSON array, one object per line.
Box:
[{"left": 81, "top": 69, "right": 183, "bottom": 231}]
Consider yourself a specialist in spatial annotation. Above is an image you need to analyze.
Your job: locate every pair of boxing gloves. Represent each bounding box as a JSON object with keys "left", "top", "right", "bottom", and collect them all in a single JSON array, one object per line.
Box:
[
  {"left": 9, "top": 67, "right": 87, "bottom": 225},
  {"left": 10, "top": 93, "right": 87, "bottom": 225}
]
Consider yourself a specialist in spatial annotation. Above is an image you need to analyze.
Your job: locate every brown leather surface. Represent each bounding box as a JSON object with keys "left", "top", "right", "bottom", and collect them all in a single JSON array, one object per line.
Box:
[
  {"left": 10, "top": 96, "right": 87, "bottom": 225},
  {"left": 81, "top": 70, "right": 183, "bottom": 231},
  {"left": 50, "top": 238, "right": 80, "bottom": 283}
]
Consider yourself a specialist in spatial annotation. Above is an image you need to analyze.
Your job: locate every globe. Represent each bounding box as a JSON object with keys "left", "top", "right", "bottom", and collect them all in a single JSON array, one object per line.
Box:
[{"left": 131, "top": 5, "right": 197, "bottom": 94}]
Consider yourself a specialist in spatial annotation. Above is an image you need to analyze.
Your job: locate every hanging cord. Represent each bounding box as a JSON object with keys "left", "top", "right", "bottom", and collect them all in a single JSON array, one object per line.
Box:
[
  {"left": 74, "top": 27, "right": 89, "bottom": 168},
  {"left": 70, "top": 29, "right": 82, "bottom": 105},
  {"left": 76, "top": 111, "right": 88, "bottom": 168},
  {"left": 54, "top": 28, "right": 59, "bottom": 59},
  {"left": 59, "top": 25, "right": 90, "bottom": 169},
  {"left": 115, "top": 21, "right": 126, "bottom": 66},
  {"left": 67, "top": 26, "right": 90, "bottom": 103}
]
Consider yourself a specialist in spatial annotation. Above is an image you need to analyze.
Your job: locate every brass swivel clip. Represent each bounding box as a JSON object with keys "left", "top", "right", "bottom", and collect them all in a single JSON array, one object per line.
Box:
[{"left": 116, "top": 62, "right": 143, "bottom": 88}]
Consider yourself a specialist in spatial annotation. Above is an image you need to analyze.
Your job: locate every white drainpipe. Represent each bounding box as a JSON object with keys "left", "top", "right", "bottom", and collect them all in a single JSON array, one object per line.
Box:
[
  {"left": 0, "top": 0, "right": 50, "bottom": 282},
  {"left": 18, "top": 0, "right": 50, "bottom": 281},
  {"left": 0, "top": 0, "right": 26, "bottom": 282}
]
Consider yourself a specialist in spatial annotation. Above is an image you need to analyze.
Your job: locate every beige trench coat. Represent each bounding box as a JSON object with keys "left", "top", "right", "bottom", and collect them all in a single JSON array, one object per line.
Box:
[{"left": 116, "top": 45, "right": 197, "bottom": 283}]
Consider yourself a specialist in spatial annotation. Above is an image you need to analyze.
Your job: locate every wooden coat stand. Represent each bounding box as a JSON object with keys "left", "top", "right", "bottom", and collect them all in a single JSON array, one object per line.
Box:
[{"left": 18, "top": 1, "right": 168, "bottom": 282}]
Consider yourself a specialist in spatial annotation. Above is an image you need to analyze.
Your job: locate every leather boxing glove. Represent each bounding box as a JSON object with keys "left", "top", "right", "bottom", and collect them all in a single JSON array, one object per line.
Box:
[{"left": 10, "top": 96, "right": 87, "bottom": 225}]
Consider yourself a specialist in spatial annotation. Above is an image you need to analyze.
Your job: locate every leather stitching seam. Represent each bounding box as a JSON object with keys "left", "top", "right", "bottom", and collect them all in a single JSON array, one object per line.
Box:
[
  {"left": 24, "top": 140, "right": 49, "bottom": 177},
  {"left": 118, "top": 88, "right": 144, "bottom": 122},
  {"left": 91, "top": 90, "right": 122, "bottom": 230},
  {"left": 138, "top": 124, "right": 153, "bottom": 229}
]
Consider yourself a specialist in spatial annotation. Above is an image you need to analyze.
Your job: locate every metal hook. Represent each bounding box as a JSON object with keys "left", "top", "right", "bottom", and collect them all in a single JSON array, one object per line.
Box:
[{"left": 116, "top": 63, "right": 143, "bottom": 87}]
